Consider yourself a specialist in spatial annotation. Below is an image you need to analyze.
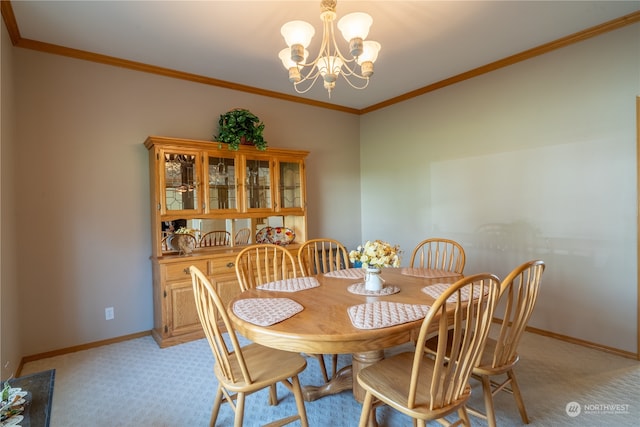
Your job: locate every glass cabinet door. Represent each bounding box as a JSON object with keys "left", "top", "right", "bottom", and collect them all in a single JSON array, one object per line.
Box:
[
  {"left": 162, "top": 150, "right": 201, "bottom": 214},
  {"left": 245, "top": 158, "right": 272, "bottom": 210},
  {"left": 278, "top": 160, "right": 303, "bottom": 210},
  {"left": 206, "top": 154, "right": 237, "bottom": 212}
]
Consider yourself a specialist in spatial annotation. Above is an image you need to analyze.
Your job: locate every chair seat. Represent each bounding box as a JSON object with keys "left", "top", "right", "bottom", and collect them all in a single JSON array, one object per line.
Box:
[
  {"left": 358, "top": 352, "right": 472, "bottom": 420},
  {"left": 216, "top": 343, "right": 307, "bottom": 392}
]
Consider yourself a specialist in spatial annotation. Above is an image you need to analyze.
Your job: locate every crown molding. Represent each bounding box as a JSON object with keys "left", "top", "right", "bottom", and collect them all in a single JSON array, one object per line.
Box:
[{"left": 2, "top": 1, "right": 639, "bottom": 115}]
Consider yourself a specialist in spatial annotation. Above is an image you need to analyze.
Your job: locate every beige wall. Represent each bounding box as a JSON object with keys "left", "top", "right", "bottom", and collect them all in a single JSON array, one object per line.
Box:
[
  {"left": 8, "top": 47, "right": 360, "bottom": 359},
  {"left": 361, "top": 23, "right": 639, "bottom": 353},
  {"left": 1, "top": 21, "right": 21, "bottom": 379}
]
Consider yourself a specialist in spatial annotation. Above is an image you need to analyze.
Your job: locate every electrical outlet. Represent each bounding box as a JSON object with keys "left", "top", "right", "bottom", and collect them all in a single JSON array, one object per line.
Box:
[{"left": 105, "top": 307, "right": 114, "bottom": 320}]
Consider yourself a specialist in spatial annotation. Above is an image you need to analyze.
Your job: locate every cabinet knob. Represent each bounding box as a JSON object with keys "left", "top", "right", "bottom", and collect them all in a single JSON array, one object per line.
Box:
[
  {"left": 183, "top": 268, "right": 190, "bottom": 275},
  {"left": 226, "top": 262, "right": 235, "bottom": 268}
]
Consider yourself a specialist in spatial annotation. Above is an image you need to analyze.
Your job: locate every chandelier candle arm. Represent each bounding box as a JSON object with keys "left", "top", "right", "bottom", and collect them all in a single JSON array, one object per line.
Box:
[{"left": 278, "top": 0, "right": 381, "bottom": 97}]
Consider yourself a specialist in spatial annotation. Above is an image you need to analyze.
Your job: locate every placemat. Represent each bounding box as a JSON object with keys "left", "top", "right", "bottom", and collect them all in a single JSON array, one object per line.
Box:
[
  {"left": 232, "top": 298, "right": 303, "bottom": 326},
  {"left": 347, "top": 301, "right": 430, "bottom": 330},
  {"left": 256, "top": 276, "right": 320, "bottom": 292},
  {"left": 401, "top": 267, "right": 462, "bottom": 279},
  {"left": 421, "top": 283, "right": 487, "bottom": 303},
  {"left": 347, "top": 283, "right": 400, "bottom": 296},
  {"left": 323, "top": 268, "right": 366, "bottom": 279}
]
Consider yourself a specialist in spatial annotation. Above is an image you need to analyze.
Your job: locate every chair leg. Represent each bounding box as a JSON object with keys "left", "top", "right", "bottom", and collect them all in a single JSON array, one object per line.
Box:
[
  {"left": 331, "top": 354, "right": 339, "bottom": 379},
  {"left": 480, "top": 374, "right": 497, "bottom": 427},
  {"left": 290, "top": 375, "right": 309, "bottom": 427},
  {"left": 358, "top": 391, "right": 374, "bottom": 427},
  {"left": 210, "top": 385, "right": 224, "bottom": 427},
  {"left": 234, "top": 392, "right": 246, "bottom": 427},
  {"left": 507, "top": 369, "right": 530, "bottom": 424},
  {"left": 268, "top": 384, "right": 278, "bottom": 406},
  {"left": 478, "top": 375, "right": 496, "bottom": 427},
  {"left": 314, "top": 354, "right": 330, "bottom": 382},
  {"left": 458, "top": 406, "right": 472, "bottom": 427}
]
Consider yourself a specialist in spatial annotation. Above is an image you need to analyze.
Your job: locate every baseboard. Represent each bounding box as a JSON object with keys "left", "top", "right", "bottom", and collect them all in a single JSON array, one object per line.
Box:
[
  {"left": 524, "top": 325, "right": 639, "bottom": 360},
  {"left": 488, "top": 316, "right": 639, "bottom": 360},
  {"left": 16, "top": 330, "right": 152, "bottom": 376},
  {"left": 15, "top": 322, "right": 640, "bottom": 378}
]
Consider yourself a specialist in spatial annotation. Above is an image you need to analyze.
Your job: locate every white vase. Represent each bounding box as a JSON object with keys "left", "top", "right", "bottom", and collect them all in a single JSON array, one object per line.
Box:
[{"left": 364, "top": 268, "right": 384, "bottom": 291}]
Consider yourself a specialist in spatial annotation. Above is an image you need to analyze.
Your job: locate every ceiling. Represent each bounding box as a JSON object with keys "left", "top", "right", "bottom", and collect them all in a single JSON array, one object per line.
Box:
[{"left": 6, "top": 1, "right": 640, "bottom": 112}]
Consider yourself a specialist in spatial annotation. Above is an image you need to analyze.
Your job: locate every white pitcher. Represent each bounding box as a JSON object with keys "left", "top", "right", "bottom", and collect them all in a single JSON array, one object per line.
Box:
[{"left": 364, "top": 268, "right": 385, "bottom": 291}]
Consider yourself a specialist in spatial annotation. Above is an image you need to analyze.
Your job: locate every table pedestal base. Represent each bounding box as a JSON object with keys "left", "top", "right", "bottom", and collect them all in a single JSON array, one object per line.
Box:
[
  {"left": 302, "top": 350, "right": 385, "bottom": 427},
  {"left": 351, "top": 350, "right": 384, "bottom": 401},
  {"left": 302, "top": 365, "right": 353, "bottom": 401}
]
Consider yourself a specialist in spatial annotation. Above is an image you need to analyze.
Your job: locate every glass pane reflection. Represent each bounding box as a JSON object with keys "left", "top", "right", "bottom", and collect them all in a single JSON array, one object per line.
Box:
[
  {"left": 164, "top": 153, "right": 197, "bottom": 211},
  {"left": 246, "top": 159, "right": 271, "bottom": 209},
  {"left": 279, "top": 161, "right": 301, "bottom": 208},
  {"left": 208, "top": 156, "right": 236, "bottom": 210}
]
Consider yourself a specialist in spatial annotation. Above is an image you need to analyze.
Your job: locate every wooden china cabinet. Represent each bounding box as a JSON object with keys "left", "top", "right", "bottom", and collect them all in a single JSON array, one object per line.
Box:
[{"left": 145, "top": 136, "right": 308, "bottom": 347}]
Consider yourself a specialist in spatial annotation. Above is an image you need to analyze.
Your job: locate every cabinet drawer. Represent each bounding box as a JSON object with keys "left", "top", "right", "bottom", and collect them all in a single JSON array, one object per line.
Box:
[
  {"left": 164, "top": 260, "right": 209, "bottom": 281},
  {"left": 210, "top": 254, "right": 237, "bottom": 276}
]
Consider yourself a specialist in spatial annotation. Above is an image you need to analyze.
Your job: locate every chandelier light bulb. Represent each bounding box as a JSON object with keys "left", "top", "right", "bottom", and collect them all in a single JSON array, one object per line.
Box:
[
  {"left": 357, "top": 41, "right": 381, "bottom": 64},
  {"left": 337, "top": 12, "right": 373, "bottom": 42},
  {"left": 280, "top": 20, "right": 315, "bottom": 48},
  {"left": 278, "top": 47, "right": 308, "bottom": 69},
  {"left": 278, "top": 48, "right": 304, "bottom": 82}
]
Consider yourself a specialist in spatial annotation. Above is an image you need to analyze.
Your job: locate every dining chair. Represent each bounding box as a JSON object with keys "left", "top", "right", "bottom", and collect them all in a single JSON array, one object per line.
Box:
[
  {"left": 234, "top": 244, "right": 298, "bottom": 406},
  {"left": 235, "top": 244, "right": 297, "bottom": 290},
  {"left": 424, "top": 260, "right": 545, "bottom": 426},
  {"left": 471, "top": 260, "right": 546, "bottom": 426},
  {"left": 409, "top": 237, "right": 466, "bottom": 273},
  {"left": 357, "top": 273, "right": 501, "bottom": 427},
  {"left": 199, "top": 230, "right": 231, "bottom": 247},
  {"left": 189, "top": 265, "right": 309, "bottom": 427},
  {"left": 234, "top": 227, "right": 251, "bottom": 245},
  {"left": 297, "top": 238, "right": 350, "bottom": 276},
  {"left": 297, "top": 238, "right": 350, "bottom": 381}
]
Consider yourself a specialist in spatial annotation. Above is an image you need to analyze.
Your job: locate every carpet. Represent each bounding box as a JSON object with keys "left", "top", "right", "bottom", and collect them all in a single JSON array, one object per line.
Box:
[{"left": 20, "top": 331, "right": 639, "bottom": 426}]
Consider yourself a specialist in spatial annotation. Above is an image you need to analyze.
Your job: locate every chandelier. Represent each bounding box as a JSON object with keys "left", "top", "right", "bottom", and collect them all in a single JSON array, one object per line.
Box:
[{"left": 278, "top": 0, "right": 381, "bottom": 97}]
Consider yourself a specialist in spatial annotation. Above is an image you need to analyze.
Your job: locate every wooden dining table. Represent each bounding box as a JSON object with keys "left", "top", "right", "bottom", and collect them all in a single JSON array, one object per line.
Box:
[{"left": 228, "top": 267, "right": 462, "bottom": 406}]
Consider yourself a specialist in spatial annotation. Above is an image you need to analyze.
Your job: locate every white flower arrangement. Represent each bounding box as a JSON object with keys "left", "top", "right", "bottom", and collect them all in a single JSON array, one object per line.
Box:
[
  {"left": 349, "top": 240, "right": 401, "bottom": 269},
  {"left": 1, "top": 380, "right": 27, "bottom": 424},
  {"left": 174, "top": 227, "right": 197, "bottom": 235}
]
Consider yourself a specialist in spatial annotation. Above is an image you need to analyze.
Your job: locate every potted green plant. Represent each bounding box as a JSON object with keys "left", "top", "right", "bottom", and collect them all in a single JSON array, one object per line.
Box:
[{"left": 214, "top": 108, "right": 267, "bottom": 151}]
